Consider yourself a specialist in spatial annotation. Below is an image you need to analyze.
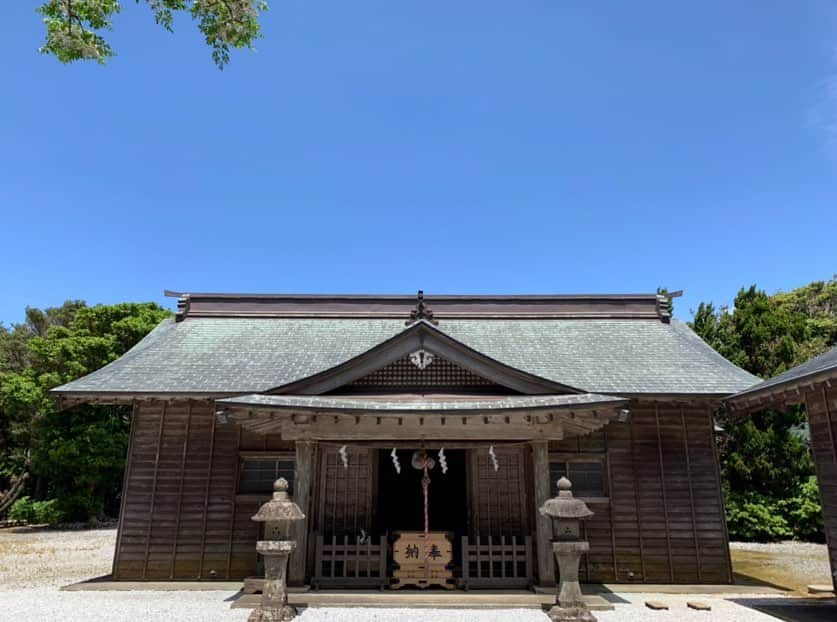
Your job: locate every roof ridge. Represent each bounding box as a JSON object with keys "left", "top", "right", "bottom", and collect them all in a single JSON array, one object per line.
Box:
[{"left": 165, "top": 290, "right": 671, "bottom": 322}]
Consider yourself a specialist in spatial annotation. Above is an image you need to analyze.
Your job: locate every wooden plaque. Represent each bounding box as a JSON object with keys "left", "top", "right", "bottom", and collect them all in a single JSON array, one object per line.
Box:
[{"left": 391, "top": 531, "right": 454, "bottom": 589}]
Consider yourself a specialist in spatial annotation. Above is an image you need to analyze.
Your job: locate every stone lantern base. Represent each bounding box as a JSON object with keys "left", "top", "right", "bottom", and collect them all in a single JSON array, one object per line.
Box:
[
  {"left": 249, "top": 540, "right": 298, "bottom": 622},
  {"left": 248, "top": 606, "right": 299, "bottom": 622},
  {"left": 546, "top": 606, "right": 597, "bottom": 622}
]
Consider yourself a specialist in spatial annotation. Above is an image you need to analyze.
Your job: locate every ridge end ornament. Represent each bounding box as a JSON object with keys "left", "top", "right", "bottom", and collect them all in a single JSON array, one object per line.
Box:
[{"left": 406, "top": 290, "right": 439, "bottom": 326}]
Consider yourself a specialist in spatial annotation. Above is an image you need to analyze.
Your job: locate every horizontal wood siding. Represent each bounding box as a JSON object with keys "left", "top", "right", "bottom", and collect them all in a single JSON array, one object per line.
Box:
[
  {"left": 550, "top": 400, "right": 731, "bottom": 584},
  {"left": 806, "top": 386, "right": 837, "bottom": 587},
  {"left": 115, "top": 398, "right": 732, "bottom": 584},
  {"left": 114, "top": 400, "right": 258, "bottom": 580}
]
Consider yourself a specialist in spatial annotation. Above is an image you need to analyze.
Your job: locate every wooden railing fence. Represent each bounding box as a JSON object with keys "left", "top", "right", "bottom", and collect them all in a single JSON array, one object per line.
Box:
[
  {"left": 460, "top": 535, "right": 533, "bottom": 590},
  {"left": 312, "top": 533, "right": 388, "bottom": 590}
]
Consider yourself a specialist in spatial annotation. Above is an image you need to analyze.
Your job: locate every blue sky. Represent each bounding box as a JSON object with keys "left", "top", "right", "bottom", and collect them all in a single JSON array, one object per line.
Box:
[{"left": 1, "top": 2, "right": 836, "bottom": 324}]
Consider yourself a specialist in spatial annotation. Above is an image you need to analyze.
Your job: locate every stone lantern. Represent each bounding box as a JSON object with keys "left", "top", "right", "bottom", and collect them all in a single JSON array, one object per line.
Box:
[
  {"left": 249, "top": 478, "right": 306, "bottom": 622},
  {"left": 538, "top": 477, "right": 597, "bottom": 622}
]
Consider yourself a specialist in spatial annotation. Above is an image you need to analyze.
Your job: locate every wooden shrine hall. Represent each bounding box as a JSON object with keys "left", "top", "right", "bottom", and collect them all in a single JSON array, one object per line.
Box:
[{"left": 53, "top": 290, "right": 759, "bottom": 589}]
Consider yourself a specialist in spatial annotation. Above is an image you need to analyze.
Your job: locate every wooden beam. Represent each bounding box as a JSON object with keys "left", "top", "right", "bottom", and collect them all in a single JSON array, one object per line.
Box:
[
  {"left": 170, "top": 401, "right": 192, "bottom": 579},
  {"left": 112, "top": 402, "right": 137, "bottom": 580},
  {"left": 654, "top": 404, "right": 674, "bottom": 582},
  {"left": 198, "top": 414, "right": 217, "bottom": 579},
  {"left": 530, "top": 440, "right": 554, "bottom": 587},
  {"left": 142, "top": 401, "right": 166, "bottom": 580},
  {"left": 290, "top": 440, "right": 316, "bottom": 585}
]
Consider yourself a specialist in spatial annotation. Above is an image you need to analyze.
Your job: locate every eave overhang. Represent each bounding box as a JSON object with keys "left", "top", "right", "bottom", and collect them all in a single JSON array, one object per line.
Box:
[
  {"left": 725, "top": 369, "right": 837, "bottom": 414},
  {"left": 215, "top": 392, "right": 630, "bottom": 440}
]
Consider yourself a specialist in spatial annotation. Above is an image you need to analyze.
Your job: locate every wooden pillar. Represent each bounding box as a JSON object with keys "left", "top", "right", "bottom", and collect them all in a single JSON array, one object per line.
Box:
[
  {"left": 530, "top": 440, "right": 555, "bottom": 587},
  {"left": 290, "top": 440, "right": 316, "bottom": 585}
]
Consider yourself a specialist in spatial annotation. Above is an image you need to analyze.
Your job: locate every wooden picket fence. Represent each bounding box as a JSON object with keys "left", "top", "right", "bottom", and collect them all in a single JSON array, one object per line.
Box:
[
  {"left": 312, "top": 533, "right": 388, "bottom": 590},
  {"left": 460, "top": 535, "right": 534, "bottom": 590}
]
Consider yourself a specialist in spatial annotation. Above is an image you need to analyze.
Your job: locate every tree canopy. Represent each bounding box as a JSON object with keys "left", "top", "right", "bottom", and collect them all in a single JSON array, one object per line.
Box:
[
  {"left": 37, "top": 0, "right": 268, "bottom": 68},
  {"left": 0, "top": 301, "right": 170, "bottom": 521},
  {"left": 690, "top": 278, "right": 837, "bottom": 541}
]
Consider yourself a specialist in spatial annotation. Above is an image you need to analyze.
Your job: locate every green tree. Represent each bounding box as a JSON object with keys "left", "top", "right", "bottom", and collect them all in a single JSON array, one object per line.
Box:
[
  {"left": 691, "top": 279, "right": 836, "bottom": 541},
  {"left": 0, "top": 301, "right": 170, "bottom": 520},
  {"left": 36, "top": 0, "right": 268, "bottom": 68}
]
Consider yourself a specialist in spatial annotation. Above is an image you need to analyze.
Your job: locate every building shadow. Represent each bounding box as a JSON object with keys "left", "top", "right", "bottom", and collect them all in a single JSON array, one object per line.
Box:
[{"left": 731, "top": 597, "right": 837, "bottom": 622}]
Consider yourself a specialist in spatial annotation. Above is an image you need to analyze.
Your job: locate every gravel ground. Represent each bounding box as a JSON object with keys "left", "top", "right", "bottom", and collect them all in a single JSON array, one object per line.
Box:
[
  {"left": 0, "top": 527, "right": 115, "bottom": 589},
  {"left": 730, "top": 541, "right": 833, "bottom": 593},
  {"left": 0, "top": 528, "right": 825, "bottom": 621},
  {"left": 0, "top": 592, "right": 792, "bottom": 622}
]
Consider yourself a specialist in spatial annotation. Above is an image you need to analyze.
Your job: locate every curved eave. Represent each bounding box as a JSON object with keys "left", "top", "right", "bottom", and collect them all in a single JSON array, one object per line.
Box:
[
  {"left": 217, "top": 392, "right": 626, "bottom": 414},
  {"left": 216, "top": 393, "right": 630, "bottom": 440}
]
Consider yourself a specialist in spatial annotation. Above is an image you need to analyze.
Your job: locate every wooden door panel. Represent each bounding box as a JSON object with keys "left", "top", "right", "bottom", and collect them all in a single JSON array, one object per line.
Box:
[
  {"left": 469, "top": 446, "right": 528, "bottom": 537},
  {"left": 317, "top": 446, "right": 376, "bottom": 538}
]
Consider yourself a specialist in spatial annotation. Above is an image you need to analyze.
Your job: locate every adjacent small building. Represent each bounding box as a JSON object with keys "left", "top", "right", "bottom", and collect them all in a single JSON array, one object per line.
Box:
[
  {"left": 52, "top": 291, "right": 758, "bottom": 588},
  {"left": 726, "top": 347, "right": 837, "bottom": 589}
]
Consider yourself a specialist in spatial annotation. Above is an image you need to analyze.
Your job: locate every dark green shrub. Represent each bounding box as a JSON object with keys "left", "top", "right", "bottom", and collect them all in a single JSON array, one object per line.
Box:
[
  {"left": 8, "top": 496, "right": 37, "bottom": 523},
  {"left": 725, "top": 492, "right": 792, "bottom": 541},
  {"left": 7, "top": 496, "right": 61, "bottom": 524},
  {"left": 780, "top": 476, "right": 824, "bottom": 541}
]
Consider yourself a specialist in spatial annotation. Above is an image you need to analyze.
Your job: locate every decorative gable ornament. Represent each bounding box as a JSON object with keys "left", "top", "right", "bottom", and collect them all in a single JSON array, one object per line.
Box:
[
  {"left": 409, "top": 348, "right": 435, "bottom": 370},
  {"left": 405, "top": 290, "right": 438, "bottom": 326}
]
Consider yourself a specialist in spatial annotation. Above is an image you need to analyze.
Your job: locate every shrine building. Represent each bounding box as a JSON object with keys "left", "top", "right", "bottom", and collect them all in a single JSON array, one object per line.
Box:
[{"left": 53, "top": 290, "right": 759, "bottom": 588}]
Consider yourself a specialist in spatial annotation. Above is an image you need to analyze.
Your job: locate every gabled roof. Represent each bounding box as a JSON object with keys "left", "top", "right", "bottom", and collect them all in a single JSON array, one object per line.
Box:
[
  {"left": 52, "top": 291, "right": 759, "bottom": 397},
  {"left": 726, "top": 346, "right": 837, "bottom": 408}
]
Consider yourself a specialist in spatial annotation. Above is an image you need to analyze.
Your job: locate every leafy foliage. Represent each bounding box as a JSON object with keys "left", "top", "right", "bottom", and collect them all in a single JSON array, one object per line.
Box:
[
  {"left": 8, "top": 496, "right": 61, "bottom": 525},
  {"left": 691, "top": 278, "right": 837, "bottom": 541},
  {"left": 725, "top": 492, "right": 792, "bottom": 541},
  {"left": 724, "top": 476, "right": 825, "bottom": 542},
  {"left": 0, "top": 301, "right": 171, "bottom": 521},
  {"left": 36, "top": 0, "right": 268, "bottom": 68}
]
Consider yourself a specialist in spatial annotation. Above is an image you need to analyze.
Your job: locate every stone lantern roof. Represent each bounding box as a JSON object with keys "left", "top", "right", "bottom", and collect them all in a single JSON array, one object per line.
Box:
[
  {"left": 538, "top": 477, "right": 594, "bottom": 520},
  {"left": 251, "top": 478, "right": 306, "bottom": 523}
]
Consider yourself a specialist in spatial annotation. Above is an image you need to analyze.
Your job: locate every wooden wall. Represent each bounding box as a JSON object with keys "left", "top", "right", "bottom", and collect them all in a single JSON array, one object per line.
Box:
[
  {"left": 804, "top": 386, "right": 837, "bottom": 588},
  {"left": 550, "top": 400, "right": 732, "bottom": 584},
  {"left": 113, "top": 398, "right": 732, "bottom": 584},
  {"left": 113, "top": 400, "right": 291, "bottom": 580}
]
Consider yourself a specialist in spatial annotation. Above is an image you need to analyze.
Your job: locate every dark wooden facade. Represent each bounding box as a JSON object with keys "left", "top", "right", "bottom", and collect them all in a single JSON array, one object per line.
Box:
[
  {"left": 111, "top": 397, "right": 731, "bottom": 584},
  {"left": 55, "top": 290, "right": 757, "bottom": 588}
]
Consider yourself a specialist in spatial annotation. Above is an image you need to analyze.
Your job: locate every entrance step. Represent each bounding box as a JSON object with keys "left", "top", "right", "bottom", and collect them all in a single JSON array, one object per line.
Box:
[{"left": 231, "top": 591, "right": 614, "bottom": 611}]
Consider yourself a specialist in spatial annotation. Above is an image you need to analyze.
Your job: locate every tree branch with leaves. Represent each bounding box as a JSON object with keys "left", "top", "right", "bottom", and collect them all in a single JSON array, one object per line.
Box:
[{"left": 37, "top": 0, "right": 268, "bottom": 68}]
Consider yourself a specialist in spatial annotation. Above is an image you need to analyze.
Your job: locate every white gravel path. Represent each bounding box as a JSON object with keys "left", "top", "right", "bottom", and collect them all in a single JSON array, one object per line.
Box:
[
  {"left": 0, "top": 591, "right": 793, "bottom": 622},
  {"left": 0, "top": 528, "right": 813, "bottom": 621}
]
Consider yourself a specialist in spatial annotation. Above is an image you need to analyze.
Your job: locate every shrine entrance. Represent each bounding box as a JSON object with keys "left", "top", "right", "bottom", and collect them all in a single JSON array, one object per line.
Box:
[
  {"left": 376, "top": 448, "right": 468, "bottom": 535},
  {"left": 310, "top": 444, "right": 535, "bottom": 589}
]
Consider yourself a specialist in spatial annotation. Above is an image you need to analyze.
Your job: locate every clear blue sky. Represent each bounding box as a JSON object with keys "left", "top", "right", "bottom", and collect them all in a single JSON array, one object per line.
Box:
[{"left": 1, "top": 2, "right": 836, "bottom": 324}]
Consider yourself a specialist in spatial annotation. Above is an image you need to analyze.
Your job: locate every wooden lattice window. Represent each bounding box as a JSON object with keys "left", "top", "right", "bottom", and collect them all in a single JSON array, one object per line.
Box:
[
  {"left": 549, "top": 456, "right": 607, "bottom": 499},
  {"left": 469, "top": 447, "right": 528, "bottom": 537},
  {"left": 239, "top": 453, "right": 295, "bottom": 495},
  {"left": 317, "top": 447, "right": 377, "bottom": 538}
]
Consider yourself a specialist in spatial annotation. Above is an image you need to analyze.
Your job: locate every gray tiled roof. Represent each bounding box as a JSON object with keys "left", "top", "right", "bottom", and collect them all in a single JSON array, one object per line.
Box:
[
  {"left": 728, "top": 346, "right": 837, "bottom": 402},
  {"left": 53, "top": 317, "right": 758, "bottom": 396},
  {"left": 217, "top": 393, "right": 627, "bottom": 413}
]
